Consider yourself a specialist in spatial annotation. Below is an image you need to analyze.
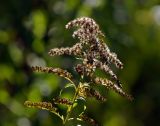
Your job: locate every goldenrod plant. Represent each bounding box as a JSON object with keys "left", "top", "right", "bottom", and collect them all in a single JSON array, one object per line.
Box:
[{"left": 24, "top": 17, "right": 133, "bottom": 126}]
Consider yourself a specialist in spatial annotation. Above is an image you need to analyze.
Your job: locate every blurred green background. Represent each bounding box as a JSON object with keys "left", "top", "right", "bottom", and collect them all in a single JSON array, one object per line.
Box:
[{"left": 0, "top": 0, "right": 160, "bottom": 126}]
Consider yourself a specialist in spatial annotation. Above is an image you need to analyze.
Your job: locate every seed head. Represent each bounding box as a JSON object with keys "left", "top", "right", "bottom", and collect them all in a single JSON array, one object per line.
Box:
[
  {"left": 31, "top": 66, "right": 73, "bottom": 81},
  {"left": 94, "top": 77, "right": 133, "bottom": 101},
  {"left": 48, "top": 42, "right": 83, "bottom": 56},
  {"left": 53, "top": 97, "right": 73, "bottom": 105},
  {"left": 79, "top": 114, "right": 99, "bottom": 126},
  {"left": 87, "top": 88, "right": 106, "bottom": 102},
  {"left": 66, "top": 17, "right": 104, "bottom": 41},
  {"left": 24, "top": 101, "right": 56, "bottom": 111}
]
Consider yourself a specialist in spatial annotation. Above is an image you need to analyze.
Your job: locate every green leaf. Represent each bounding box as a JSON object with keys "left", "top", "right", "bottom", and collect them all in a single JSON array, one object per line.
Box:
[
  {"left": 71, "top": 97, "right": 86, "bottom": 117},
  {"left": 64, "top": 83, "right": 76, "bottom": 89},
  {"left": 59, "top": 83, "right": 76, "bottom": 98}
]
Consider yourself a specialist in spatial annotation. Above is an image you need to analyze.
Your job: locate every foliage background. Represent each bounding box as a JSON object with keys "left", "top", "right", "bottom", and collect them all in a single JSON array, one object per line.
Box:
[{"left": 0, "top": 0, "right": 160, "bottom": 126}]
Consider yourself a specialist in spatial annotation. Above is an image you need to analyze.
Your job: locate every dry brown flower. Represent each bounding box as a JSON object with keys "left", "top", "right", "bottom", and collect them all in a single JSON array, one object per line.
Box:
[
  {"left": 79, "top": 114, "right": 98, "bottom": 126},
  {"left": 48, "top": 42, "right": 83, "bottom": 56},
  {"left": 94, "top": 77, "right": 133, "bottom": 101},
  {"left": 53, "top": 98, "right": 73, "bottom": 105},
  {"left": 31, "top": 66, "right": 73, "bottom": 82}
]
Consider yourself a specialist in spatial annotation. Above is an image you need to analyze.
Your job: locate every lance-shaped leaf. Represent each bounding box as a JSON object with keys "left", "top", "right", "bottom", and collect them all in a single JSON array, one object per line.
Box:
[
  {"left": 71, "top": 97, "right": 86, "bottom": 118},
  {"left": 59, "top": 83, "right": 75, "bottom": 99}
]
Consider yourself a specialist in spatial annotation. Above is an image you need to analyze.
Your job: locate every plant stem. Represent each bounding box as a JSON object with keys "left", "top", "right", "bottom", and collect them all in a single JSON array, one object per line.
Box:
[{"left": 63, "top": 84, "right": 80, "bottom": 125}]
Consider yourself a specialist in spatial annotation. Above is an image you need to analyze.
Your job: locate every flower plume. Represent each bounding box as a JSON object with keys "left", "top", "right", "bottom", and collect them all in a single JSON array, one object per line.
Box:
[{"left": 24, "top": 17, "right": 133, "bottom": 126}]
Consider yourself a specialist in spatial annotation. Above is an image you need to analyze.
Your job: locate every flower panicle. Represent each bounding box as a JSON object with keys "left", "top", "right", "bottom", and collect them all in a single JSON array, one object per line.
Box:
[
  {"left": 53, "top": 97, "right": 73, "bottom": 105},
  {"left": 48, "top": 42, "right": 83, "bottom": 56},
  {"left": 79, "top": 114, "right": 99, "bottom": 126},
  {"left": 24, "top": 101, "right": 57, "bottom": 111},
  {"left": 78, "top": 83, "right": 106, "bottom": 102},
  {"left": 75, "top": 64, "right": 85, "bottom": 76},
  {"left": 94, "top": 77, "right": 133, "bottom": 101},
  {"left": 72, "top": 28, "right": 85, "bottom": 39},
  {"left": 88, "top": 88, "right": 106, "bottom": 102},
  {"left": 96, "top": 39, "right": 123, "bottom": 69},
  {"left": 94, "top": 60, "right": 118, "bottom": 80},
  {"left": 65, "top": 17, "right": 97, "bottom": 29},
  {"left": 75, "top": 63, "right": 95, "bottom": 78},
  {"left": 66, "top": 17, "right": 104, "bottom": 40},
  {"left": 31, "top": 66, "right": 73, "bottom": 81},
  {"left": 112, "top": 84, "right": 134, "bottom": 101}
]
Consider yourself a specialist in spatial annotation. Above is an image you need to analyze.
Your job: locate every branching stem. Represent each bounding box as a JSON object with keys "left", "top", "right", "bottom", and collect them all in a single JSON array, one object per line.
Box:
[{"left": 63, "top": 84, "right": 80, "bottom": 125}]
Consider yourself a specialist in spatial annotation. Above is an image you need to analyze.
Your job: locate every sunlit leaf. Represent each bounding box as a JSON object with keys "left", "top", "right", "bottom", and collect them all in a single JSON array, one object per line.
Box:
[
  {"left": 71, "top": 97, "right": 86, "bottom": 117},
  {"left": 59, "top": 83, "right": 75, "bottom": 98}
]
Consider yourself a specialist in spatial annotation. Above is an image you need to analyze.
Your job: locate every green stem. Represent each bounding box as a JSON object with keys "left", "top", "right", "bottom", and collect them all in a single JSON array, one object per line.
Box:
[{"left": 63, "top": 84, "right": 80, "bottom": 125}]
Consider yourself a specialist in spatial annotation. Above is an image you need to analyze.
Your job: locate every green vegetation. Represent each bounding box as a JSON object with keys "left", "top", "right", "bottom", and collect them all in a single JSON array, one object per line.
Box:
[{"left": 0, "top": 0, "right": 160, "bottom": 126}]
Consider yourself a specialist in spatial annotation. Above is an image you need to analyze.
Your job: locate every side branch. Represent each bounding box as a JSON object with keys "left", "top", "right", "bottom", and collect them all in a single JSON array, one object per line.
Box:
[
  {"left": 48, "top": 42, "right": 83, "bottom": 56},
  {"left": 96, "top": 39, "right": 123, "bottom": 69},
  {"left": 32, "top": 66, "right": 74, "bottom": 83},
  {"left": 24, "top": 101, "right": 64, "bottom": 121},
  {"left": 24, "top": 101, "right": 56, "bottom": 111},
  {"left": 93, "top": 77, "right": 133, "bottom": 101},
  {"left": 79, "top": 114, "right": 99, "bottom": 126}
]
